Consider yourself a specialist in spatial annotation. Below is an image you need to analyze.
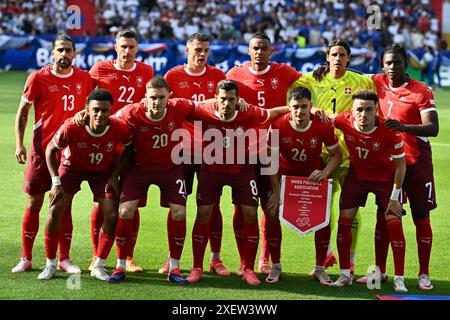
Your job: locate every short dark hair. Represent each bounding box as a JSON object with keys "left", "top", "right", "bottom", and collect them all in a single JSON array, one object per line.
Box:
[
  {"left": 187, "top": 33, "right": 211, "bottom": 45},
  {"left": 116, "top": 29, "right": 138, "bottom": 42},
  {"left": 146, "top": 76, "right": 170, "bottom": 91},
  {"left": 216, "top": 79, "right": 239, "bottom": 95},
  {"left": 352, "top": 89, "right": 378, "bottom": 105},
  {"left": 250, "top": 32, "right": 271, "bottom": 44},
  {"left": 87, "top": 89, "right": 114, "bottom": 106},
  {"left": 326, "top": 39, "right": 351, "bottom": 67},
  {"left": 288, "top": 86, "right": 311, "bottom": 102},
  {"left": 52, "top": 34, "right": 76, "bottom": 51},
  {"left": 380, "top": 44, "right": 408, "bottom": 68}
]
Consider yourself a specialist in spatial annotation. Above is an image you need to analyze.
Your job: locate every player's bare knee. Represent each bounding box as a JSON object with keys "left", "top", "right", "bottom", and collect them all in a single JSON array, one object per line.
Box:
[
  {"left": 170, "top": 204, "right": 186, "bottom": 221},
  {"left": 27, "top": 194, "right": 45, "bottom": 211},
  {"left": 241, "top": 206, "right": 258, "bottom": 223},
  {"left": 197, "top": 205, "right": 213, "bottom": 223}
]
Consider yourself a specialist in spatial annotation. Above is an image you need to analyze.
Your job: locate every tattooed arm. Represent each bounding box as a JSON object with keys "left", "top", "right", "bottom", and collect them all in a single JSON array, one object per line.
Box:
[{"left": 15, "top": 99, "right": 32, "bottom": 164}]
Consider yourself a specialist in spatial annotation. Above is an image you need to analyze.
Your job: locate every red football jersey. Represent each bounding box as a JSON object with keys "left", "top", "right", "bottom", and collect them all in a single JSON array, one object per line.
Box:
[
  {"left": 164, "top": 64, "right": 226, "bottom": 156},
  {"left": 372, "top": 74, "right": 436, "bottom": 165},
  {"left": 53, "top": 117, "right": 132, "bottom": 172},
  {"left": 22, "top": 65, "right": 95, "bottom": 152},
  {"left": 226, "top": 62, "right": 301, "bottom": 109},
  {"left": 89, "top": 60, "right": 154, "bottom": 113},
  {"left": 226, "top": 62, "right": 301, "bottom": 155},
  {"left": 269, "top": 113, "right": 339, "bottom": 175},
  {"left": 334, "top": 112, "right": 405, "bottom": 181},
  {"left": 115, "top": 99, "right": 196, "bottom": 171},
  {"left": 165, "top": 64, "right": 226, "bottom": 101},
  {"left": 190, "top": 101, "right": 270, "bottom": 173}
]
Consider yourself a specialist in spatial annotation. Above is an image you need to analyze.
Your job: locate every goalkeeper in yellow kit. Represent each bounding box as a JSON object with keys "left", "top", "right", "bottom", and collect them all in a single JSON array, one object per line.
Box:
[{"left": 288, "top": 39, "right": 375, "bottom": 278}]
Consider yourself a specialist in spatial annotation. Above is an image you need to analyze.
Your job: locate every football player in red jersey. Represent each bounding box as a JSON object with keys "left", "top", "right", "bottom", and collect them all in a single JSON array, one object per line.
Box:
[
  {"left": 88, "top": 29, "right": 154, "bottom": 273},
  {"left": 266, "top": 87, "right": 342, "bottom": 284},
  {"left": 106, "top": 77, "right": 197, "bottom": 285},
  {"left": 13, "top": 34, "right": 94, "bottom": 274},
  {"left": 185, "top": 80, "right": 289, "bottom": 286},
  {"left": 363, "top": 45, "right": 438, "bottom": 290},
  {"left": 38, "top": 89, "right": 132, "bottom": 280},
  {"left": 159, "top": 33, "right": 229, "bottom": 276},
  {"left": 328, "top": 90, "right": 408, "bottom": 293},
  {"left": 226, "top": 32, "right": 301, "bottom": 277}
]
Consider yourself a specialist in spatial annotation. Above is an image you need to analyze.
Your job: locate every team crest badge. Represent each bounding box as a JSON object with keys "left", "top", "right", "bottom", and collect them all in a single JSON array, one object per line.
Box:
[
  {"left": 207, "top": 81, "right": 214, "bottom": 93},
  {"left": 310, "top": 137, "right": 318, "bottom": 148},
  {"left": 347, "top": 135, "right": 355, "bottom": 142},
  {"left": 76, "top": 83, "right": 82, "bottom": 95},
  {"left": 282, "top": 137, "right": 292, "bottom": 144},
  {"left": 179, "top": 82, "right": 189, "bottom": 89},
  {"left": 271, "top": 78, "right": 279, "bottom": 89},
  {"left": 168, "top": 121, "right": 175, "bottom": 131},
  {"left": 48, "top": 85, "right": 59, "bottom": 93},
  {"left": 108, "top": 73, "right": 118, "bottom": 80},
  {"left": 345, "top": 87, "right": 352, "bottom": 95},
  {"left": 372, "top": 141, "right": 381, "bottom": 151},
  {"left": 243, "top": 80, "right": 251, "bottom": 86},
  {"left": 296, "top": 216, "right": 311, "bottom": 229},
  {"left": 76, "top": 142, "right": 87, "bottom": 149},
  {"left": 106, "top": 142, "right": 114, "bottom": 152},
  {"left": 136, "top": 76, "right": 144, "bottom": 88}
]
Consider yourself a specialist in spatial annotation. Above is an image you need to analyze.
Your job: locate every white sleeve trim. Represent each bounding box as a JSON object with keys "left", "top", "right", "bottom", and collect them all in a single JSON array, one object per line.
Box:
[
  {"left": 391, "top": 152, "right": 405, "bottom": 159},
  {"left": 420, "top": 108, "right": 437, "bottom": 115},
  {"left": 52, "top": 138, "right": 62, "bottom": 150},
  {"left": 21, "top": 95, "right": 33, "bottom": 104},
  {"left": 325, "top": 142, "right": 339, "bottom": 150},
  {"left": 260, "top": 109, "right": 271, "bottom": 125}
]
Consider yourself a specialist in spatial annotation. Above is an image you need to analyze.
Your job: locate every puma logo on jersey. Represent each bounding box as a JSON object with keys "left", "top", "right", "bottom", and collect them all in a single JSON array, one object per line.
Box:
[
  {"left": 359, "top": 139, "right": 367, "bottom": 146},
  {"left": 63, "top": 85, "right": 70, "bottom": 90},
  {"left": 330, "top": 87, "right": 336, "bottom": 93},
  {"left": 256, "top": 80, "right": 264, "bottom": 85},
  {"left": 123, "top": 75, "right": 130, "bottom": 82},
  {"left": 193, "top": 82, "right": 201, "bottom": 88},
  {"left": 92, "top": 143, "right": 100, "bottom": 149},
  {"left": 296, "top": 139, "right": 304, "bottom": 145}
]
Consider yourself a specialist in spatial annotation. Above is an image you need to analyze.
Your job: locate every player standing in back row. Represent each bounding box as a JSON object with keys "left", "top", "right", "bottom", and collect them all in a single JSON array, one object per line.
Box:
[
  {"left": 88, "top": 29, "right": 154, "bottom": 273},
  {"left": 226, "top": 32, "right": 301, "bottom": 278},
  {"left": 362, "top": 45, "right": 438, "bottom": 290},
  {"left": 159, "top": 33, "right": 229, "bottom": 276}
]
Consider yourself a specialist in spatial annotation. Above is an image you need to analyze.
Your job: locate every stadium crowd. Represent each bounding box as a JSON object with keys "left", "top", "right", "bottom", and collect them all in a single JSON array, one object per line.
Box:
[{"left": 0, "top": 0, "right": 443, "bottom": 49}]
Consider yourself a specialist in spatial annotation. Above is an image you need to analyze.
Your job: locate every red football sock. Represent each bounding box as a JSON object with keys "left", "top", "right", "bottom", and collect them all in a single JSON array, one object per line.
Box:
[
  {"left": 315, "top": 225, "right": 331, "bottom": 266},
  {"left": 97, "top": 229, "right": 115, "bottom": 260},
  {"left": 413, "top": 216, "right": 432, "bottom": 275},
  {"left": 44, "top": 231, "right": 60, "bottom": 260},
  {"left": 259, "top": 212, "right": 270, "bottom": 262},
  {"left": 243, "top": 221, "right": 259, "bottom": 271},
  {"left": 375, "top": 211, "right": 390, "bottom": 274},
  {"left": 169, "top": 219, "right": 186, "bottom": 260},
  {"left": 22, "top": 208, "right": 40, "bottom": 260},
  {"left": 232, "top": 205, "right": 245, "bottom": 264},
  {"left": 336, "top": 217, "right": 353, "bottom": 270},
  {"left": 90, "top": 205, "right": 103, "bottom": 256},
  {"left": 209, "top": 203, "right": 223, "bottom": 254},
  {"left": 115, "top": 218, "right": 133, "bottom": 260},
  {"left": 59, "top": 209, "right": 73, "bottom": 262},
  {"left": 128, "top": 209, "right": 140, "bottom": 257},
  {"left": 192, "top": 219, "right": 209, "bottom": 269},
  {"left": 265, "top": 217, "right": 282, "bottom": 264},
  {"left": 387, "top": 219, "right": 406, "bottom": 276}
]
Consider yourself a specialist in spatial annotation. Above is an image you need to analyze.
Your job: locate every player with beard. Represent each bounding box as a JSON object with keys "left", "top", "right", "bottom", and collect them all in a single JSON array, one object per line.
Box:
[{"left": 12, "top": 34, "right": 94, "bottom": 274}]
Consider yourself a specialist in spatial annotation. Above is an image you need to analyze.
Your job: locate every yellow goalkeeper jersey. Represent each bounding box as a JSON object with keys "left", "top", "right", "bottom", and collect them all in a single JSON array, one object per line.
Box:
[{"left": 288, "top": 70, "right": 375, "bottom": 168}]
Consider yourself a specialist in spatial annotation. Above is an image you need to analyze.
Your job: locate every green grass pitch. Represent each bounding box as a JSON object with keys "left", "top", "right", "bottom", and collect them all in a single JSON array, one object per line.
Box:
[{"left": 0, "top": 71, "right": 449, "bottom": 300}]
